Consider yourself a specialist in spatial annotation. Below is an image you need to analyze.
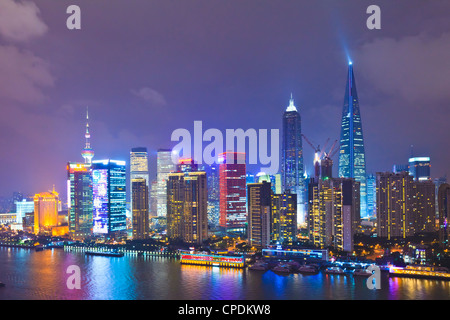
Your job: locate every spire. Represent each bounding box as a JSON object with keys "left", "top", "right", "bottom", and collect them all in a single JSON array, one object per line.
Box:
[
  {"left": 81, "top": 107, "right": 94, "bottom": 164},
  {"left": 286, "top": 93, "right": 297, "bottom": 112}
]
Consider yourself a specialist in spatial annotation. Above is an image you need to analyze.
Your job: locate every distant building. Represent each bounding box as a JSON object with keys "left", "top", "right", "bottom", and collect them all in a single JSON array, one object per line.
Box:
[
  {"left": 157, "top": 149, "right": 176, "bottom": 217},
  {"left": 257, "top": 172, "right": 282, "bottom": 194},
  {"left": 247, "top": 181, "right": 272, "bottom": 250},
  {"left": 91, "top": 160, "right": 127, "bottom": 237},
  {"left": 393, "top": 164, "right": 409, "bottom": 174},
  {"left": 408, "top": 157, "right": 431, "bottom": 181},
  {"left": 366, "top": 174, "right": 376, "bottom": 218},
  {"left": 132, "top": 178, "right": 149, "bottom": 240},
  {"left": 130, "top": 147, "right": 150, "bottom": 214},
  {"left": 219, "top": 152, "right": 247, "bottom": 233},
  {"left": 438, "top": 184, "right": 450, "bottom": 248},
  {"left": 15, "top": 199, "right": 34, "bottom": 225},
  {"left": 167, "top": 162, "right": 208, "bottom": 244},
  {"left": 412, "top": 180, "right": 436, "bottom": 234},
  {"left": 206, "top": 163, "right": 220, "bottom": 228},
  {"left": 34, "top": 188, "right": 61, "bottom": 235}
]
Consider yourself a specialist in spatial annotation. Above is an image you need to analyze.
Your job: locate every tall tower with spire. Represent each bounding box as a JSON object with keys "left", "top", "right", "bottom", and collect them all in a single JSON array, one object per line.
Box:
[
  {"left": 282, "top": 93, "right": 305, "bottom": 224},
  {"left": 81, "top": 107, "right": 94, "bottom": 164},
  {"left": 338, "top": 62, "right": 368, "bottom": 219}
]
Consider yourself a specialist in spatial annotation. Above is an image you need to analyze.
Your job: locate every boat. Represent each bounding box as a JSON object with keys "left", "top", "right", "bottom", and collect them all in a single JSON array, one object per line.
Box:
[
  {"left": 248, "top": 261, "right": 269, "bottom": 271},
  {"left": 298, "top": 264, "right": 319, "bottom": 274},
  {"left": 85, "top": 250, "right": 124, "bottom": 257},
  {"left": 324, "top": 267, "right": 345, "bottom": 275},
  {"left": 389, "top": 265, "right": 450, "bottom": 280},
  {"left": 272, "top": 263, "right": 292, "bottom": 274},
  {"left": 353, "top": 268, "right": 372, "bottom": 277}
]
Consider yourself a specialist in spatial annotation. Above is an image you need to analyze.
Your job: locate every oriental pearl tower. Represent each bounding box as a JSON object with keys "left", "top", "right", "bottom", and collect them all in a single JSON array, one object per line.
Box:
[{"left": 81, "top": 107, "right": 94, "bottom": 164}]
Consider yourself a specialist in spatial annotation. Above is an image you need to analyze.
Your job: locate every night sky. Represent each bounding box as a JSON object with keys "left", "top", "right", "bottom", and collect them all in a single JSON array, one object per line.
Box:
[{"left": 1, "top": 0, "right": 449, "bottom": 201}]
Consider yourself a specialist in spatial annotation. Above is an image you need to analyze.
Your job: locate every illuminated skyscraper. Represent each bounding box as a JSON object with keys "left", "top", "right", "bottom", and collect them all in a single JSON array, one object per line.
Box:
[
  {"left": 34, "top": 188, "right": 61, "bottom": 235},
  {"left": 167, "top": 161, "right": 208, "bottom": 244},
  {"left": 92, "top": 160, "right": 127, "bottom": 237},
  {"left": 247, "top": 181, "right": 272, "bottom": 249},
  {"left": 206, "top": 163, "right": 220, "bottom": 227},
  {"left": 308, "top": 177, "right": 359, "bottom": 252},
  {"left": 281, "top": 94, "right": 305, "bottom": 224},
  {"left": 376, "top": 172, "right": 414, "bottom": 239},
  {"left": 219, "top": 152, "right": 247, "bottom": 233},
  {"left": 338, "top": 62, "right": 368, "bottom": 219},
  {"left": 156, "top": 149, "right": 176, "bottom": 217},
  {"left": 130, "top": 147, "right": 150, "bottom": 217},
  {"left": 408, "top": 157, "right": 431, "bottom": 181},
  {"left": 271, "top": 192, "right": 297, "bottom": 246},
  {"left": 67, "top": 162, "right": 93, "bottom": 240},
  {"left": 132, "top": 178, "right": 149, "bottom": 239}
]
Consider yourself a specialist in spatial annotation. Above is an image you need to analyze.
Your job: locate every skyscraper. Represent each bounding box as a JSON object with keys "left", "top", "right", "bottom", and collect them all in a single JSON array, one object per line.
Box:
[
  {"left": 206, "top": 163, "right": 220, "bottom": 228},
  {"left": 219, "top": 152, "right": 247, "bottom": 233},
  {"left": 247, "top": 181, "right": 272, "bottom": 250},
  {"left": 67, "top": 162, "right": 93, "bottom": 240},
  {"left": 156, "top": 149, "right": 176, "bottom": 217},
  {"left": 92, "top": 159, "right": 127, "bottom": 237},
  {"left": 271, "top": 192, "right": 297, "bottom": 246},
  {"left": 281, "top": 94, "right": 305, "bottom": 224},
  {"left": 376, "top": 172, "right": 414, "bottom": 239},
  {"left": 130, "top": 147, "right": 150, "bottom": 218},
  {"left": 338, "top": 62, "right": 368, "bottom": 219},
  {"left": 132, "top": 178, "right": 149, "bottom": 239},
  {"left": 167, "top": 160, "right": 208, "bottom": 244},
  {"left": 408, "top": 157, "right": 431, "bottom": 181},
  {"left": 34, "top": 188, "right": 61, "bottom": 235}
]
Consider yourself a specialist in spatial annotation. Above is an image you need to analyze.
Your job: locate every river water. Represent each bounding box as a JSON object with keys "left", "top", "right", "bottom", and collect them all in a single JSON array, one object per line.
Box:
[{"left": 0, "top": 247, "right": 449, "bottom": 300}]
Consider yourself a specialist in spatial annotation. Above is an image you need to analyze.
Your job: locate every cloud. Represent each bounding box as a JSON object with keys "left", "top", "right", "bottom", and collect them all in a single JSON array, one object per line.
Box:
[
  {"left": 132, "top": 87, "right": 167, "bottom": 107},
  {"left": 0, "top": 45, "right": 55, "bottom": 103},
  {"left": 355, "top": 32, "right": 450, "bottom": 104},
  {"left": 0, "top": 0, "right": 48, "bottom": 43}
]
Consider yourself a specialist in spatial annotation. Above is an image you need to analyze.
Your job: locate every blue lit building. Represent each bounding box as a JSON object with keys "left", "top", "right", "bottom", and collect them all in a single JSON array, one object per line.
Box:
[
  {"left": 338, "top": 62, "right": 368, "bottom": 219},
  {"left": 281, "top": 94, "right": 305, "bottom": 224},
  {"left": 92, "top": 159, "right": 127, "bottom": 237},
  {"left": 409, "top": 157, "right": 431, "bottom": 181}
]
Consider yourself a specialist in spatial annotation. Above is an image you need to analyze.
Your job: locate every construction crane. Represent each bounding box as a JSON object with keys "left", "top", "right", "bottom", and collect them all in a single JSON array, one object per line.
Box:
[{"left": 302, "top": 134, "right": 339, "bottom": 179}]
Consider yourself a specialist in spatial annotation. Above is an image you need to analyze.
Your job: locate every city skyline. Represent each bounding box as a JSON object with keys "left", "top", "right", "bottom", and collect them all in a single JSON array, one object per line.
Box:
[{"left": 0, "top": 0, "right": 449, "bottom": 202}]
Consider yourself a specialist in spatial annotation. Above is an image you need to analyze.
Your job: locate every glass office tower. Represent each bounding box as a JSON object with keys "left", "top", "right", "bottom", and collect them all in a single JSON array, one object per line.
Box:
[
  {"left": 92, "top": 160, "right": 127, "bottom": 237},
  {"left": 338, "top": 62, "right": 368, "bottom": 219},
  {"left": 281, "top": 94, "right": 305, "bottom": 224}
]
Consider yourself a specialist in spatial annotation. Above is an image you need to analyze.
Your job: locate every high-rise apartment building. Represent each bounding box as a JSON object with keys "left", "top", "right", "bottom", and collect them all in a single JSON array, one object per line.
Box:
[
  {"left": 271, "top": 192, "right": 297, "bottom": 246},
  {"left": 338, "top": 62, "right": 368, "bottom": 219},
  {"left": 308, "top": 177, "right": 359, "bottom": 252},
  {"left": 247, "top": 181, "right": 272, "bottom": 249},
  {"left": 130, "top": 147, "right": 150, "bottom": 212},
  {"left": 132, "top": 178, "right": 149, "bottom": 239},
  {"left": 167, "top": 161, "right": 208, "bottom": 244}
]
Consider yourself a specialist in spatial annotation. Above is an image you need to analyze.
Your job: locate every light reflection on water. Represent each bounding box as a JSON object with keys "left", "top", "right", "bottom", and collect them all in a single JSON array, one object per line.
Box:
[{"left": 0, "top": 247, "right": 449, "bottom": 300}]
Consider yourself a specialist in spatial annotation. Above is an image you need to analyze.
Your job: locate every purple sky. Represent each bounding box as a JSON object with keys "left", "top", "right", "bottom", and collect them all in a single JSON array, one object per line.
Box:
[{"left": 1, "top": 0, "right": 449, "bottom": 200}]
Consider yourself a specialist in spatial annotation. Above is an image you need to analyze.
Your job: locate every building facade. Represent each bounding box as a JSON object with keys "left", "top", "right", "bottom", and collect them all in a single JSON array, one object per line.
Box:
[
  {"left": 219, "top": 152, "right": 247, "bottom": 232},
  {"left": 271, "top": 192, "right": 297, "bottom": 246},
  {"left": 167, "top": 164, "right": 208, "bottom": 244},
  {"left": 247, "top": 181, "right": 272, "bottom": 250},
  {"left": 91, "top": 160, "right": 127, "bottom": 237},
  {"left": 281, "top": 94, "right": 305, "bottom": 224},
  {"left": 34, "top": 189, "right": 61, "bottom": 235},
  {"left": 156, "top": 149, "right": 176, "bottom": 217},
  {"left": 132, "top": 178, "right": 149, "bottom": 239},
  {"left": 338, "top": 62, "right": 368, "bottom": 219}
]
